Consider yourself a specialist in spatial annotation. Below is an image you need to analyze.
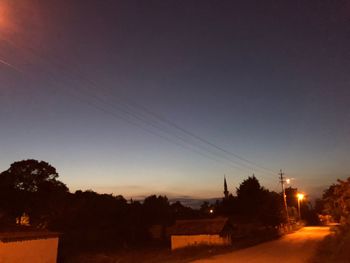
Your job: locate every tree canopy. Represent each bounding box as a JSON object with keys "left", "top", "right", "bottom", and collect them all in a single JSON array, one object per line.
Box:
[
  {"left": 322, "top": 178, "right": 350, "bottom": 226},
  {"left": 0, "top": 159, "right": 288, "bottom": 257},
  {"left": 0, "top": 159, "right": 68, "bottom": 193},
  {"left": 0, "top": 159, "right": 68, "bottom": 226},
  {"left": 236, "top": 175, "right": 267, "bottom": 218}
]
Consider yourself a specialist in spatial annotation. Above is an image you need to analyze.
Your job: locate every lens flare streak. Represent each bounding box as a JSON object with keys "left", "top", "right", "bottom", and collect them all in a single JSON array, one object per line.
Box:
[{"left": 0, "top": 57, "right": 22, "bottom": 73}]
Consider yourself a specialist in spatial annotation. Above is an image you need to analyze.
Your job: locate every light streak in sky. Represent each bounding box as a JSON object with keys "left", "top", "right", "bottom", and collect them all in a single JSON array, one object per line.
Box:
[{"left": 0, "top": 57, "right": 22, "bottom": 73}]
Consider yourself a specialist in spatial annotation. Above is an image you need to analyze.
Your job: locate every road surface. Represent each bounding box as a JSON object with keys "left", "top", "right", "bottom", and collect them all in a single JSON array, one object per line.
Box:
[{"left": 192, "top": 226, "right": 330, "bottom": 263}]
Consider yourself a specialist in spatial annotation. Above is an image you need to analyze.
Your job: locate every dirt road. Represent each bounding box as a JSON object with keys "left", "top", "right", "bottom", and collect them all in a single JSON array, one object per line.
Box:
[{"left": 192, "top": 226, "right": 330, "bottom": 263}]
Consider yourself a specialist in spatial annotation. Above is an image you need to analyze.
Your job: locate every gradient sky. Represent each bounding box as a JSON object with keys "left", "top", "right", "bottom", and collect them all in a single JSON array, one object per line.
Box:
[{"left": 0, "top": 0, "right": 349, "bottom": 200}]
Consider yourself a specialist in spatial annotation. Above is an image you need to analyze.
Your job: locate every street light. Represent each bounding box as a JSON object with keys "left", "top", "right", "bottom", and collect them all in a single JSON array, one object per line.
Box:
[
  {"left": 297, "top": 193, "right": 304, "bottom": 220},
  {"left": 286, "top": 178, "right": 296, "bottom": 185}
]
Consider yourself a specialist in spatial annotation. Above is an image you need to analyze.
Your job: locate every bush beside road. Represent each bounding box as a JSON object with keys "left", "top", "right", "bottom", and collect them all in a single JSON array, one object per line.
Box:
[{"left": 311, "top": 225, "right": 350, "bottom": 263}]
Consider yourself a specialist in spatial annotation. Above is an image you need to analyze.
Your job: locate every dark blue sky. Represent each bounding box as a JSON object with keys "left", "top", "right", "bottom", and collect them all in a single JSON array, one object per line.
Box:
[{"left": 0, "top": 0, "right": 349, "bottom": 199}]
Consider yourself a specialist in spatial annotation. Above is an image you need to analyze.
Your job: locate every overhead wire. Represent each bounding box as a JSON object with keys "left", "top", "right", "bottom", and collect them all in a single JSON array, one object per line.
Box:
[
  {"left": 0, "top": 37, "right": 278, "bottom": 180},
  {"left": 0, "top": 43, "right": 251, "bottom": 173},
  {"left": 50, "top": 56, "right": 278, "bottom": 178},
  {"left": 60, "top": 54, "right": 278, "bottom": 177}
]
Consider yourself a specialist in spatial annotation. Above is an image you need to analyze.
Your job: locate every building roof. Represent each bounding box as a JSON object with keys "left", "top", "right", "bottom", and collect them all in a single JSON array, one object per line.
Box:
[
  {"left": 0, "top": 231, "right": 60, "bottom": 243},
  {"left": 167, "top": 217, "right": 231, "bottom": 236}
]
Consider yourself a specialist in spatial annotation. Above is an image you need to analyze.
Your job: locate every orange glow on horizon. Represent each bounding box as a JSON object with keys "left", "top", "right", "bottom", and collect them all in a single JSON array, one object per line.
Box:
[
  {"left": 0, "top": 1, "right": 17, "bottom": 40},
  {"left": 0, "top": 2, "right": 7, "bottom": 26}
]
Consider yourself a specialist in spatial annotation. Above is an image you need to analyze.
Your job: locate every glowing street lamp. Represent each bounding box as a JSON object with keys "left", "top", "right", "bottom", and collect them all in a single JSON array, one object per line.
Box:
[{"left": 297, "top": 193, "right": 304, "bottom": 220}]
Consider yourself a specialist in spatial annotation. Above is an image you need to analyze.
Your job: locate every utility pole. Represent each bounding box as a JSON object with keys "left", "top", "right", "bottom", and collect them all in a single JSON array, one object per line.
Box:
[{"left": 279, "top": 169, "right": 289, "bottom": 224}]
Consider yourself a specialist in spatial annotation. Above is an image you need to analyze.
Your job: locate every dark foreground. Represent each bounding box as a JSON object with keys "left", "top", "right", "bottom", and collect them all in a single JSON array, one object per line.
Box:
[
  {"left": 66, "top": 227, "right": 329, "bottom": 263},
  {"left": 192, "top": 226, "right": 330, "bottom": 263}
]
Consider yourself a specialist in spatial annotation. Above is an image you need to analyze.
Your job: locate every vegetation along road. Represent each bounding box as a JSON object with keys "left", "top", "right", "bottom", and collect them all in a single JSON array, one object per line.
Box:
[{"left": 192, "top": 227, "right": 330, "bottom": 263}]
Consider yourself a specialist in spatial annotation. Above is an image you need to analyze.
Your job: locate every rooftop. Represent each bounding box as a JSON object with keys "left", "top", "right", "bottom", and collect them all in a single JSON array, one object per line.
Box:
[
  {"left": 0, "top": 231, "right": 60, "bottom": 243},
  {"left": 167, "top": 217, "right": 231, "bottom": 236}
]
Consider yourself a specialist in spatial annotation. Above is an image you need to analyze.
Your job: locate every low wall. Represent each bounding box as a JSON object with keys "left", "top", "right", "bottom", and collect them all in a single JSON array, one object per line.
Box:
[
  {"left": 0, "top": 236, "right": 59, "bottom": 263},
  {"left": 171, "top": 234, "right": 230, "bottom": 250}
]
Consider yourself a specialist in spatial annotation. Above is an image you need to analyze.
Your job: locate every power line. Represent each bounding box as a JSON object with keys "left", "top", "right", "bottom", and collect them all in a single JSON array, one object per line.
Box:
[
  {"left": 65, "top": 58, "right": 278, "bottom": 176},
  {"left": 55, "top": 67, "right": 277, "bottom": 177},
  {"left": 0, "top": 37, "right": 278, "bottom": 179},
  {"left": 0, "top": 51, "right": 252, "bottom": 173},
  {"left": 61, "top": 55, "right": 278, "bottom": 176}
]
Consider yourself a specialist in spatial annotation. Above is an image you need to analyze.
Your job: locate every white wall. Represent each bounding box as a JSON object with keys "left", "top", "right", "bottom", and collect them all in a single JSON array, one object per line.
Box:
[
  {"left": 0, "top": 237, "right": 58, "bottom": 263},
  {"left": 171, "top": 234, "right": 230, "bottom": 250}
]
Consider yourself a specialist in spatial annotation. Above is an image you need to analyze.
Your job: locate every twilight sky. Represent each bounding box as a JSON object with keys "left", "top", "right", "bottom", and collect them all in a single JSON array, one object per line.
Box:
[{"left": 0, "top": 0, "right": 349, "bottom": 199}]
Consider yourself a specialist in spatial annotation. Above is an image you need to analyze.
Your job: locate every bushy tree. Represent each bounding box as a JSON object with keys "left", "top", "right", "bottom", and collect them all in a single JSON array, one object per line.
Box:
[
  {"left": 170, "top": 201, "right": 199, "bottom": 219},
  {"left": 323, "top": 178, "right": 350, "bottom": 226},
  {"left": 259, "top": 191, "right": 285, "bottom": 226},
  {"left": 215, "top": 194, "right": 238, "bottom": 216},
  {"left": 143, "top": 195, "right": 172, "bottom": 226},
  {"left": 0, "top": 159, "right": 68, "bottom": 226},
  {"left": 322, "top": 184, "right": 343, "bottom": 222},
  {"left": 285, "top": 187, "right": 298, "bottom": 208},
  {"left": 236, "top": 175, "right": 266, "bottom": 219},
  {"left": 213, "top": 175, "right": 284, "bottom": 226},
  {"left": 57, "top": 190, "right": 130, "bottom": 251},
  {"left": 0, "top": 159, "right": 67, "bottom": 192}
]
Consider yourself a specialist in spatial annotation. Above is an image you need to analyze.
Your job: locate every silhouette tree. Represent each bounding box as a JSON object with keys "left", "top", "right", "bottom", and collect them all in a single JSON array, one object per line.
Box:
[
  {"left": 170, "top": 201, "right": 198, "bottom": 220},
  {"left": 0, "top": 159, "right": 68, "bottom": 226},
  {"left": 259, "top": 191, "right": 284, "bottom": 226},
  {"left": 57, "top": 190, "right": 130, "bottom": 251},
  {"left": 143, "top": 195, "right": 171, "bottom": 226},
  {"left": 236, "top": 175, "right": 266, "bottom": 219},
  {"left": 285, "top": 187, "right": 298, "bottom": 208},
  {"left": 0, "top": 159, "right": 67, "bottom": 192},
  {"left": 323, "top": 178, "right": 350, "bottom": 225},
  {"left": 322, "top": 184, "right": 342, "bottom": 222},
  {"left": 215, "top": 194, "right": 238, "bottom": 216},
  {"left": 234, "top": 175, "right": 284, "bottom": 226}
]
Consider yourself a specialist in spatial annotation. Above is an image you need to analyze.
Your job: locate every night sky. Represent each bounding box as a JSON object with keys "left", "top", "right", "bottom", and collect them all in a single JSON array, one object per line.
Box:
[{"left": 1, "top": 0, "right": 350, "bottom": 200}]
